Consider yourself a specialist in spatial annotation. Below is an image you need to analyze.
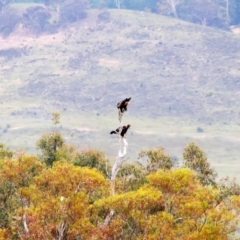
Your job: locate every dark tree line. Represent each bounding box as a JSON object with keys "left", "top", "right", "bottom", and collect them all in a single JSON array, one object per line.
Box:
[
  {"left": 0, "top": 0, "right": 89, "bottom": 36},
  {"left": 0, "top": 0, "right": 239, "bottom": 37},
  {"left": 92, "top": 0, "right": 240, "bottom": 28}
]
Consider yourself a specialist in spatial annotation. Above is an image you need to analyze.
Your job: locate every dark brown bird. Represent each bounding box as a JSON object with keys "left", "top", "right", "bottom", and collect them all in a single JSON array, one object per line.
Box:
[
  {"left": 117, "top": 98, "right": 131, "bottom": 113},
  {"left": 110, "top": 124, "right": 131, "bottom": 138}
]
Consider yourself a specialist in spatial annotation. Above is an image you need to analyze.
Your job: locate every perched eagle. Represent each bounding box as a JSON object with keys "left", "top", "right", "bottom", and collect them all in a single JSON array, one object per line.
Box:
[
  {"left": 117, "top": 97, "right": 131, "bottom": 113},
  {"left": 110, "top": 124, "right": 131, "bottom": 138}
]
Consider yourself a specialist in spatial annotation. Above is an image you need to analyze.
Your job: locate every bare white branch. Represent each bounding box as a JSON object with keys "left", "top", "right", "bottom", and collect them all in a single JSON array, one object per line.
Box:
[
  {"left": 102, "top": 209, "right": 115, "bottom": 227},
  {"left": 57, "top": 221, "right": 68, "bottom": 240},
  {"left": 115, "top": 0, "right": 121, "bottom": 9},
  {"left": 23, "top": 213, "right": 29, "bottom": 234},
  {"left": 102, "top": 106, "right": 130, "bottom": 227},
  {"left": 165, "top": 0, "right": 182, "bottom": 18}
]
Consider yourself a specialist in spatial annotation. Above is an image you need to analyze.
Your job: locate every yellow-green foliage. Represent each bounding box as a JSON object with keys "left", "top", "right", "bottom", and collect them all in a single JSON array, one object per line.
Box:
[
  {"left": 183, "top": 142, "right": 217, "bottom": 185},
  {"left": 0, "top": 151, "right": 240, "bottom": 239},
  {"left": 0, "top": 143, "right": 13, "bottom": 160},
  {"left": 37, "top": 131, "right": 65, "bottom": 166},
  {"left": 139, "top": 146, "right": 173, "bottom": 173},
  {"left": 115, "top": 163, "right": 146, "bottom": 193},
  {"left": 147, "top": 168, "right": 196, "bottom": 193}
]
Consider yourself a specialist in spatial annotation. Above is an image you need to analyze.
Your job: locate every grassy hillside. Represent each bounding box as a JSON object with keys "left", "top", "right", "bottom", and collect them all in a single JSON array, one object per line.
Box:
[{"left": 1, "top": 8, "right": 240, "bottom": 179}]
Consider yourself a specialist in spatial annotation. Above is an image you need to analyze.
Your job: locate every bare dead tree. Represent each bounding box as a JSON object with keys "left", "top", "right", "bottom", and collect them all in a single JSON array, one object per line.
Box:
[
  {"left": 103, "top": 101, "right": 130, "bottom": 226},
  {"left": 103, "top": 134, "right": 128, "bottom": 227},
  {"left": 0, "top": 0, "right": 11, "bottom": 13},
  {"left": 166, "top": 0, "right": 181, "bottom": 18},
  {"left": 22, "top": 212, "right": 29, "bottom": 234},
  {"left": 19, "top": 193, "right": 30, "bottom": 237},
  {"left": 224, "top": 0, "right": 230, "bottom": 24},
  {"left": 110, "top": 136, "right": 128, "bottom": 194},
  {"left": 115, "top": 0, "right": 121, "bottom": 9},
  {"left": 15, "top": 208, "right": 29, "bottom": 239},
  {"left": 57, "top": 221, "right": 68, "bottom": 240}
]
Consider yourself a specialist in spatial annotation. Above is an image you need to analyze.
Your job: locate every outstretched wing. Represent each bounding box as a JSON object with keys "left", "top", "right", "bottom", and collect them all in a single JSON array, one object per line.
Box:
[{"left": 110, "top": 127, "right": 120, "bottom": 135}]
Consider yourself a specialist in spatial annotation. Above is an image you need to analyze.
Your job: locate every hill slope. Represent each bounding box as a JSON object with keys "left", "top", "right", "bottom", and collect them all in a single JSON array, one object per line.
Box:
[
  {"left": 1, "top": 9, "right": 240, "bottom": 178},
  {"left": 2, "top": 9, "right": 240, "bottom": 121}
]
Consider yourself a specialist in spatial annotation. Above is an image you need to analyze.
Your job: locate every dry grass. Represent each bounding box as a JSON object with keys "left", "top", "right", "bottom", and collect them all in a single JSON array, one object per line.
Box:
[{"left": 1, "top": 8, "right": 240, "bottom": 179}]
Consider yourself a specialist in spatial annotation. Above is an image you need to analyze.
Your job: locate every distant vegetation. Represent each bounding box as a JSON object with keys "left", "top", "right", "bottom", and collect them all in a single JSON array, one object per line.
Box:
[{"left": 0, "top": 0, "right": 240, "bottom": 37}]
